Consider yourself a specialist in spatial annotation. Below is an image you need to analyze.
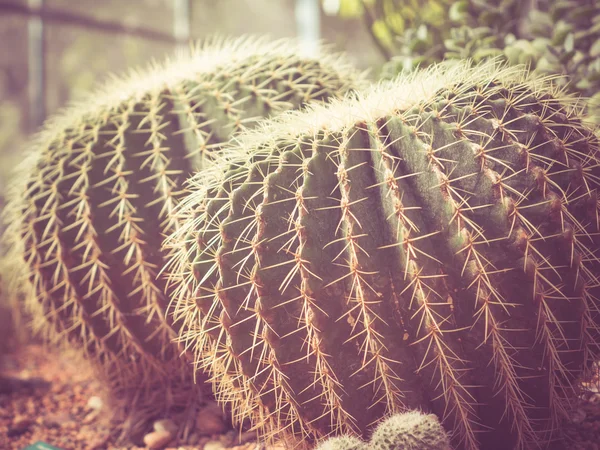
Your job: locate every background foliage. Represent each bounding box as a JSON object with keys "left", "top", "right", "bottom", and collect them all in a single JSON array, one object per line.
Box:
[
  {"left": 331, "top": 0, "right": 600, "bottom": 124},
  {"left": 3, "top": 0, "right": 599, "bottom": 195}
]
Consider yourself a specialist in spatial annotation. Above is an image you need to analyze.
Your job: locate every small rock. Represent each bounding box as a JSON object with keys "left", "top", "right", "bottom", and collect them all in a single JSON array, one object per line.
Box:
[
  {"left": 186, "top": 432, "right": 201, "bottom": 445},
  {"left": 203, "top": 440, "right": 225, "bottom": 450},
  {"left": 82, "top": 409, "right": 99, "bottom": 424},
  {"left": 269, "top": 443, "right": 287, "bottom": 450},
  {"left": 196, "top": 401, "right": 228, "bottom": 435},
  {"left": 153, "top": 418, "right": 178, "bottom": 435},
  {"left": 144, "top": 430, "right": 174, "bottom": 449},
  {"left": 43, "top": 412, "right": 71, "bottom": 428},
  {"left": 8, "top": 415, "right": 33, "bottom": 437},
  {"left": 589, "top": 393, "right": 600, "bottom": 404},
  {"left": 87, "top": 395, "right": 104, "bottom": 411},
  {"left": 235, "top": 431, "right": 258, "bottom": 445},
  {"left": 219, "top": 431, "right": 234, "bottom": 446},
  {"left": 87, "top": 434, "right": 110, "bottom": 450}
]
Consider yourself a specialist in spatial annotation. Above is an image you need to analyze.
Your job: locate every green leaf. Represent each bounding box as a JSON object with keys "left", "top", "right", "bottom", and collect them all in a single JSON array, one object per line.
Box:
[
  {"left": 564, "top": 32, "right": 575, "bottom": 53},
  {"left": 372, "top": 19, "right": 395, "bottom": 50},
  {"left": 449, "top": 1, "right": 468, "bottom": 23},
  {"left": 591, "top": 39, "right": 600, "bottom": 58},
  {"left": 338, "top": 0, "right": 364, "bottom": 18}
]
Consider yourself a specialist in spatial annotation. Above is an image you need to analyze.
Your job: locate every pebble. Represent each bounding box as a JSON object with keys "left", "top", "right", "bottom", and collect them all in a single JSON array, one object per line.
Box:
[
  {"left": 204, "top": 440, "right": 225, "bottom": 450},
  {"left": 187, "top": 432, "right": 201, "bottom": 445},
  {"left": 8, "top": 414, "right": 33, "bottom": 437},
  {"left": 82, "top": 409, "right": 99, "bottom": 424},
  {"left": 219, "top": 431, "right": 234, "bottom": 446},
  {"left": 87, "top": 433, "right": 110, "bottom": 450},
  {"left": 236, "top": 431, "right": 258, "bottom": 444},
  {"left": 144, "top": 429, "right": 174, "bottom": 449},
  {"left": 86, "top": 395, "right": 104, "bottom": 411},
  {"left": 154, "top": 418, "right": 179, "bottom": 434},
  {"left": 196, "top": 401, "right": 228, "bottom": 435},
  {"left": 42, "top": 412, "right": 71, "bottom": 428}
]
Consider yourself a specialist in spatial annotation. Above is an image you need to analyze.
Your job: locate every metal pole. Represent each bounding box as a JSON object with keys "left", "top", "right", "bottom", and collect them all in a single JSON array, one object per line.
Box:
[
  {"left": 3, "top": 2, "right": 180, "bottom": 44},
  {"left": 27, "top": 0, "right": 45, "bottom": 130},
  {"left": 295, "top": 0, "right": 321, "bottom": 56},
  {"left": 173, "top": 0, "right": 191, "bottom": 51}
]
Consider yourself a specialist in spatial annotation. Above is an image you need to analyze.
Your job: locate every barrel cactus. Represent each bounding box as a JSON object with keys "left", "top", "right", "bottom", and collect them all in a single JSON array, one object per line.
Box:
[
  {"left": 1, "top": 36, "right": 363, "bottom": 440},
  {"left": 167, "top": 60, "right": 600, "bottom": 450},
  {"left": 369, "top": 411, "right": 450, "bottom": 450}
]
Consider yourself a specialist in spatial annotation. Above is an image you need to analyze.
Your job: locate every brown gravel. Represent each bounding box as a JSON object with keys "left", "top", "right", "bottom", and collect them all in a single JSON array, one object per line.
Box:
[
  {"left": 0, "top": 345, "right": 115, "bottom": 450},
  {"left": 0, "top": 345, "right": 265, "bottom": 450},
  {"left": 2, "top": 344, "right": 600, "bottom": 450}
]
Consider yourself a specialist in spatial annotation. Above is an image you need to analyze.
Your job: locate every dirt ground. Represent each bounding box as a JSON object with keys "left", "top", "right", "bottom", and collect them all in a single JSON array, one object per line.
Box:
[
  {"left": 2, "top": 344, "right": 600, "bottom": 450},
  {"left": 0, "top": 345, "right": 266, "bottom": 450}
]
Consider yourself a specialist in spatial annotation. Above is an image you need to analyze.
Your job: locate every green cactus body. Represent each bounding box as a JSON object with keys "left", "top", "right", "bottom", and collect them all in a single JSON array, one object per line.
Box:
[
  {"left": 369, "top": 411, "right": 450, "bottom": 450},
  {"left": 315, "top": 435, "right": 367, "bottom": 450},
  {"left": 168, "top": 61, "right": 600, "bottom": 450},
  {"left": 314, "top": 411, "right": 449, "bottom": 450},
  {"left": 2, "top": 36, "right": 362, "bottom": 439}
]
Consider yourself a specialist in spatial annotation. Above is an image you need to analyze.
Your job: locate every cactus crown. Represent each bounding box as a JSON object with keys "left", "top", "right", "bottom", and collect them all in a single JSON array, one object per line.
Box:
[{"left": 167, "top": 59, "right": 600, "bottom": 450}]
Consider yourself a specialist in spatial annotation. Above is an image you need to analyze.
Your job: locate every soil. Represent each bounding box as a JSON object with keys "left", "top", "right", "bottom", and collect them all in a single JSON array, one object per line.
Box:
[
  {"left": 1, "top": 344, "right": 600, "bottom": 450},
  {"left": 0, "top": 345, "right": 267, "bottom": 450}
]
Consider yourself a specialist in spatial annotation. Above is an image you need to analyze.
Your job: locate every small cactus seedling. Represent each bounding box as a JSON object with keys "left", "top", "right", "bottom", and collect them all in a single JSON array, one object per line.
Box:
[
  {"left": 315, "top": 435, "right": 366, "bottom": 450},
  {"left": 369, "top": 411, "right": 451, "bottom": 450},
  {"left": 1, "top": 36, "right": 363, "bottom": 440},
  {"left": 167, "top": 60, "right": 600, "bottom": 450},
  {"left": 314, "top": 411, "right": 450, "bottom": 450}
]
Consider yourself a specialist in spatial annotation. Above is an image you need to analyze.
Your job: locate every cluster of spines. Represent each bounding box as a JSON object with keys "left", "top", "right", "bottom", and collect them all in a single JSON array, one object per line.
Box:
[
  {"left": 166, "top": 60, "right": 600, "bottom": 450},
  {"left": 1, "top": 36, "right": 363, "bottom": 439}
]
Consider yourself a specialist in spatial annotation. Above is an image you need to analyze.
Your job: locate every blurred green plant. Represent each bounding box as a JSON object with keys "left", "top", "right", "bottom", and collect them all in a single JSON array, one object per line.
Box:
[
  {"left": 329, "top": 0, "right": 600, "bottom": 124},
  {"left": 330, "top": 1, "right": 527, "bottom": 62},
  {"left": 330, "top": 0, "right": 600, "bottom": 124},
  {"left": 331, "top": 0, "right": 453, "bottom": 60}
]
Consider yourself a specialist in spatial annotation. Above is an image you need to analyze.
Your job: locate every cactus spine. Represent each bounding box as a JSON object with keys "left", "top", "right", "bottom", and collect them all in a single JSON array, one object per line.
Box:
[
  {"left": 2, "top": 36, "right": 363, "bottom": 439},
  {"left": 167, "top": 60, "right": 600, "bottom": 450}
]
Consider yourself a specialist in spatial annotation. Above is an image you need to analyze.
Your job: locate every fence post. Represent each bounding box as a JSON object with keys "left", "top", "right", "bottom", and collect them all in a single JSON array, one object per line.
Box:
[
  {"left": 27, "top": 0, "right": 46, "bottom": 131},
  {"left": 295, "top": 0, "right": 321, "bottom": 56},
  {"left": 173, "top": 0, "right": 191, "bottom": 51}
]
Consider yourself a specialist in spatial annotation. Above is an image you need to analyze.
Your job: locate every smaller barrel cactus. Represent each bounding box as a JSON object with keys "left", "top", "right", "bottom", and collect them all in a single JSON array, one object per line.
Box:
[
  {"left": 1, "top": 36, "right": 363, "bottom": 441},
  {"left": 370, "top": 411, "right": 451, "bottom": 450}
]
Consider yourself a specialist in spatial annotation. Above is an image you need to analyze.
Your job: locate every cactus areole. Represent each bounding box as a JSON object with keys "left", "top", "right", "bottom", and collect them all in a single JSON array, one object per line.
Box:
[
  {"left": 168, "top": 61, "right": 600, "bottom": 450},
  {"left": 2, "top": 36, "right": 362, "bottom": 439}
]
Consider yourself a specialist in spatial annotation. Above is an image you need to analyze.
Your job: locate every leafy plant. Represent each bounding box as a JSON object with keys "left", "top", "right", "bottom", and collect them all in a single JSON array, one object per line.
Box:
[{"left": 367, "top": 0, "right": 600, "bottom": 125}]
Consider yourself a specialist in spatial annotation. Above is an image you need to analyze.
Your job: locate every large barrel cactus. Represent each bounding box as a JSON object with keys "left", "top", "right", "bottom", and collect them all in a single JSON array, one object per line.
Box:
[
  {"left": 1, "top": 36, "right": 362, "bottom": 439},
  {"left": 167, "top": 60, "right": 600, "bottom": 450}
]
